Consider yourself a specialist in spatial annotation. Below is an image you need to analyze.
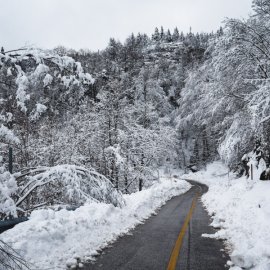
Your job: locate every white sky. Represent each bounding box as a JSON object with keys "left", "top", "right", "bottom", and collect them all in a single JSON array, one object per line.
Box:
[{"left": 0, "top": 0, "right": 253, "bottom": 52}]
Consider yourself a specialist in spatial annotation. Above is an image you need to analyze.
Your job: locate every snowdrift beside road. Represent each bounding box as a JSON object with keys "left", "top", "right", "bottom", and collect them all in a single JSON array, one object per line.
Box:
[
  {"left": 0, "top": 177, "right": 191, "bottom": 269},
  {"left": 183, "top": 161, "right": 270, "bottom": 270},
  {"left": 0, "top": 164, "right": 125, "bottom": 220}
]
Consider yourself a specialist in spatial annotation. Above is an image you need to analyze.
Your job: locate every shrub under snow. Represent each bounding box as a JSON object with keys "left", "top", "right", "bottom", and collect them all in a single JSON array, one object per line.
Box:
[
  {"left": 1, "top": 165, "right": 124, "bottom": 219},
  {"left": 0, "top": 169, "right": 17, "bottom": 218}
]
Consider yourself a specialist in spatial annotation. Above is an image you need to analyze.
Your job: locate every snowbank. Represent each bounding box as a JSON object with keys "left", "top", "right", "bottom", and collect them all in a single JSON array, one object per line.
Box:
[
  {"left": 0, "top": 178, "right": 190, "bottom": 269},
  {"left": 183, "top": 161, "right": 270, "bottom": 270}
]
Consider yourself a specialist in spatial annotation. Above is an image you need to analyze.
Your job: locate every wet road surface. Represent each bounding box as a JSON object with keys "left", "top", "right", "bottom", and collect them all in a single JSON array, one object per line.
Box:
[{"left": 80, "top": 180, "right": 228, "bottom": 270}]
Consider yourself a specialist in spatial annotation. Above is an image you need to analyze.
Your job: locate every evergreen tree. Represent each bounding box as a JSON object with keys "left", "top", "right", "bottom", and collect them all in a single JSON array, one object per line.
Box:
[
  {"left": 152, "top": 27, "right": 160, "bottom": 41},
  {"left": 202, "top": 129, "right": 210, "bottom": 164},
  {"left": 180, "top": 31, "right": 185, "bottom": 41},
  {"left": 217, "top": 26, "right": 224, "bottom": 37},
  {"left": 172, "top": 27, "right": 180, "bottom": 41},
  {"left": 166, "top": 29, "right": 173, "bottom": 42},
  {"left": 160, "top": 26, "right": 165, "bottom": 40},
  {"left": 190, "top": 139, "right": 200, "bottom": 166}
]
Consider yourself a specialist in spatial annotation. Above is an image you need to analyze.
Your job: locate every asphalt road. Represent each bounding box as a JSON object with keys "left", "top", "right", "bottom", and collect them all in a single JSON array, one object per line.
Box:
[{"left": 80, "top": 180, "right": 228, "bottom": 270}]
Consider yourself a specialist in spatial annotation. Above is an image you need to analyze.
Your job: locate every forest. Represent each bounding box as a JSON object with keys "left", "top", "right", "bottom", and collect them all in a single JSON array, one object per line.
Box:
[{"left": 1, "top": 0, "right": 270, "bottom": 219}]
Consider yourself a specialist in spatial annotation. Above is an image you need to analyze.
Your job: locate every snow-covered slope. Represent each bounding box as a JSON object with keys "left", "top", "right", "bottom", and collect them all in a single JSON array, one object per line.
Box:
[
  {"left": 0, "top": 178, "right": 191, "bottom": 269},
  {"left": 183, "top": 161, "right": 270, "bottom": 270}
]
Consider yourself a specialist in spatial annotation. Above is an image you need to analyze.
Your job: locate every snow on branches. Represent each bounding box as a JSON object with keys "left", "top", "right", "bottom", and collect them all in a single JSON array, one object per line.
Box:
[
  {"left": 0, "top": 169, "right": 18, "bottom": 219},
  {"left": 0, "top": 165, "right": 124, "bottom": 219},
  {"left": 0, "top": 46, "right": 94, "bottom": 115},
  {"left": 0, "top": 125, "right": 19, "bottom": 145},
  {"left": 0, "top": 47, "right": 95, "bottom": 171}
]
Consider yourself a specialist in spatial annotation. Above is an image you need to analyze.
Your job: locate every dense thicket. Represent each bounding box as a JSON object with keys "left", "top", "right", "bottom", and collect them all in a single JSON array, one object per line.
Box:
[
  {"left": 0, "top": 27, "right": 213, "bottom": 199},
  {"left": 176, "top": 0, "right": 270, "bottom": 168},
  {"left": 1, "top": 0, "right": 269, "bottom": 204}
]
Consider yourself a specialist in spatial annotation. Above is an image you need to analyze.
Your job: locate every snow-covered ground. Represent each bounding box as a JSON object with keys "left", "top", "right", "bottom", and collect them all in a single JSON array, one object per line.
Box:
[
  {"left": 0, "top": 177, "right": 191, "bottom": 269},
  {"left": 182, "top": 161, "right": 270, "bottom": 270}
]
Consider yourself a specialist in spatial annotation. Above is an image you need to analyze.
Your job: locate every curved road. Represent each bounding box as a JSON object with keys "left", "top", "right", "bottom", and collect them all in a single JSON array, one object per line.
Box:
[{"left": 81, "top": 180, "right": 228, "bottom": 270}]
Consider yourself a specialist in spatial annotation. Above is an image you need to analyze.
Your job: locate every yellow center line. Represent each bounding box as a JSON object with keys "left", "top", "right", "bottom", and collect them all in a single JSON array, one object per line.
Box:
[{"left": 167, "top": 193, "right": 199, "bottom": 270}]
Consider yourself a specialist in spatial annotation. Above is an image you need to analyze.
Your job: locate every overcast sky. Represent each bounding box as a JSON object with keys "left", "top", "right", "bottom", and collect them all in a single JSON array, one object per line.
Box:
[{"left": 0, "top": 0, "right": 253, "bottom": 52}]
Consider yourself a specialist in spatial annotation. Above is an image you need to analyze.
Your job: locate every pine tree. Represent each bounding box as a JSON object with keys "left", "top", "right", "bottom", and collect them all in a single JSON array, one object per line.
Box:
[
  {"left": 166, "top": 29, "right": 173, "bottom": 42},
  {"left": 202, "top": 129, "right": 209, "bottom": 164},
  {"left": 152, "top": 27, "right": 160, "bottom": 41},
  {"left": 172, "top": 27, "right": 180, "bottom": 41},
  {"left": 217, "top": 26, "right": 224, "bottom": 37},
  {"left": 190, "top": 139, "right": 200, "bottom": 166},
  {"left": 160, "top": 26, "right": 165, "bottom": 40},
  {"left": 180, "top": 31, "right": 185, "bottom": 41},
  {"left": 107, "top": 38, "right": 120, "bottom": 61}
]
